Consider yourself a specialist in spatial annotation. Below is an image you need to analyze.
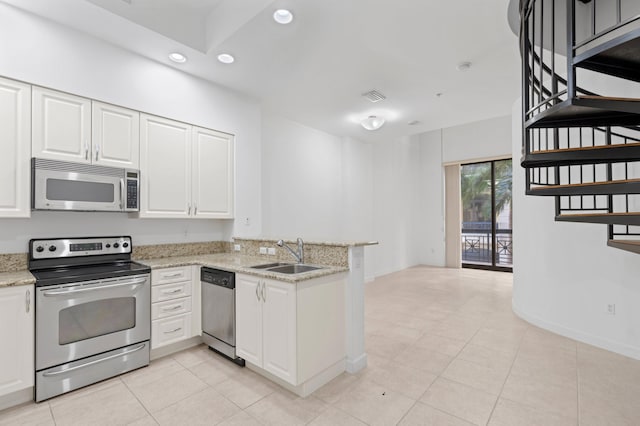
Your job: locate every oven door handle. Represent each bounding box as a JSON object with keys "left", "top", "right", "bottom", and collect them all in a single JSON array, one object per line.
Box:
[
  {"left": 42, "top": 277, "right": 147, "bottom": 296},
  {"left": 42, "top": 344, "right": 147, "bottom": 377}
]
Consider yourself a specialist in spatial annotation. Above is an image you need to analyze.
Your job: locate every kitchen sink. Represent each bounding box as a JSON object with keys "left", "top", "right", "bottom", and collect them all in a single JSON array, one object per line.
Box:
[
  {"left": 267, "top": 264, "right": 322, "bottom": 274},
  {"left": 250, "top": 262, "right": 293, "bottom": 269},
  {"left": 249, "top": 262, "right": 323, "bottom": 274}
]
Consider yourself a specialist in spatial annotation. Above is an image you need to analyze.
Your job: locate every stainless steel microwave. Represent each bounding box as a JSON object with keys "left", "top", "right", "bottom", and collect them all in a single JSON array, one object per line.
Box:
[{"left": 32, "top": 158, "right": 139, "bottom": 212}]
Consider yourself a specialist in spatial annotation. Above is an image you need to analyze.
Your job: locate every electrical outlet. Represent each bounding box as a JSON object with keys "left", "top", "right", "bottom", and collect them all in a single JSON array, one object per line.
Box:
[
  {"left": 233, "top": 244, "right": 241, "bottom": 252},
  {"left": 259, "top": 247, "right": 267, "bottom": 255},
  {"left": 244, "top": 217, "right": 250, "bottom": 226},
  {"left": 607, "top": 304, "right": 616, "bottom": 315},
  {"left": 267, "top": 247, "right": 276, "bottom": 255}
]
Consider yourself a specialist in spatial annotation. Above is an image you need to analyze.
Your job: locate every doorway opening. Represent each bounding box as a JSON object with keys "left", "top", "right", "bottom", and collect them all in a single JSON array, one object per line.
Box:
[{"left": 460, "top": 159, "right": 512, "bottom": 271}]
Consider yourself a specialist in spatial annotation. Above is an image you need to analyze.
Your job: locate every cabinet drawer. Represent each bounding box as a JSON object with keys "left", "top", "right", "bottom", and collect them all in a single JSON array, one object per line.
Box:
[
  {"left": 152, "top": 281, "right": 192, "bottom": 302},
  {"left": 152, "top": 296, "right": 192, "bottom": 320},
  {"left": 152, "top": 266, "right": 192, "bottom": 286},
  {"left": 151, "top": 313, "right": 192, "bottom": 349}
]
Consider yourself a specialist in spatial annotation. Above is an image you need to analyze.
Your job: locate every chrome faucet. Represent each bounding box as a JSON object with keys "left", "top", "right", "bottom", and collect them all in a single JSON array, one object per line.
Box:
[{"left": 276, "top": 238, "right": 304, "bottom": 263}]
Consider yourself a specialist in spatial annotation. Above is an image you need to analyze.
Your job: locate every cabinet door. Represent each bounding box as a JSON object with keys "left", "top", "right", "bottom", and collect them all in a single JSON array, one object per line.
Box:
[
  {"left": 92, "top": 101, "right": 140, "bottom": 168},
  {"left": 235, "top": 274, "right": 263, "bottom": 366},
  {"left": 32, "top": 87, "right": 91, "bottom": 163},
  {"left": 192, "top": 127, "right": 234, "bottom": 219},
  {"left": 262, "top": 279, "right": 297, "bottom": 385},
  {"left": 0, "top": 77, "right": 31, "bottom": 218},
  {"left": 0, "top": 285, "right": 34, "bottom": 396},
  {"left": 139, "top": 114, "right": 192, "bottom": 218}
]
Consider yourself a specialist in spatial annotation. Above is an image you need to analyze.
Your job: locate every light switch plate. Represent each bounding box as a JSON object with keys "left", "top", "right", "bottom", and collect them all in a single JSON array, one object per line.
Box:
[
  {"left": 267, "top": 247, "right": 276, "bottom": 255},
  {"left": 259, "top": 247, "right": 267, "bottom": 254}
]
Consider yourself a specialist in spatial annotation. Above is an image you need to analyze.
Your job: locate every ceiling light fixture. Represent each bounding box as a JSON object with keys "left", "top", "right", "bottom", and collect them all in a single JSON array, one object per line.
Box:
[
  {"left": 273, "top": 9, "right": 293, "bottom": 24},
  {"left": 168, "top": 52, "right": 187, "bottom": 63},
  {"left": 361, "top": 116, "right": 385, "bottom": 131},
  {"left": 217, "top": 53, "right": 235, "bottom": 64}
]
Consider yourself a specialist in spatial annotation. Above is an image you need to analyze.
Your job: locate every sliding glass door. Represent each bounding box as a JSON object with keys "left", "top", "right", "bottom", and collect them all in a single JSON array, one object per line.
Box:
[{"left": 460, "top": 159, "right": 512, "bottom": 271}]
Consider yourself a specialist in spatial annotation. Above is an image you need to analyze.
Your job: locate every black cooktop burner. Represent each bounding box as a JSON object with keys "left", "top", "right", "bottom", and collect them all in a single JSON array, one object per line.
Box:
[{"left": 31, "top": 261, "right": 150, "bottom": 287}]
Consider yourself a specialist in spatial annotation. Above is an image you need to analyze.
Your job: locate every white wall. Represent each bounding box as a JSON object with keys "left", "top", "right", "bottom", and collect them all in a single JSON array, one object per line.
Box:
[
  {"left": 0, "top": 4, "right": 262, "bottom": 253},
  {"left": 261, "top": 114, "right": 376, "bottom": 279},
  {"left": 442, "top": 115, "right": 513, "bottom": 164},
  {"left": 511, "top": 102, "right": 640, "bottom": 360}
]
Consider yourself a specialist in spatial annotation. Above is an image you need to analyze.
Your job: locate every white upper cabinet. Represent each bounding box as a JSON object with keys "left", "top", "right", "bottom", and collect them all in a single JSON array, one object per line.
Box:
[
  {"left": 0, "top": 77, "right": 31, "bottom": 218},
  {"left": 192, "top": 127, "right": 234, "bottom": 219},
  {"left": 139, "top": 114, "right": 192, "bottom": 218},
  {"left": 32, "top": 88, "right": 140, "bottom": 169},
  {"left": 139, "top": 115, "right": 235, "bottom": 219},
  {"left": 32, "top": 87, "right": 91, "bottom": 163},
  {"left": 92, "top": 101, "right": 139, "bottom": 169}
]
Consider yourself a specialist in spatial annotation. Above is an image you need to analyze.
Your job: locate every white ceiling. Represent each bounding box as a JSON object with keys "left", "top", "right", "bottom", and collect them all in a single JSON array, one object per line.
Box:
[{"left": 5, "top": 0, "right": 521, "bottom": 142}]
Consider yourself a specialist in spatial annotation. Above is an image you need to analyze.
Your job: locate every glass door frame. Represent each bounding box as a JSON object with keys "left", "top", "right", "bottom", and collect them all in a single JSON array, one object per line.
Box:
[{"left": 460, "top": 158, "right": 512, "bottom": 273}]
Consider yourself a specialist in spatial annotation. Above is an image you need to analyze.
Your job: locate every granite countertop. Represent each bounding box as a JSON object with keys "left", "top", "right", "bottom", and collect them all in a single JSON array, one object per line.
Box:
[
  {"left": 0, "top": 249, "right": 351, "bottom": 288},
  {"left": 139, "top": 253, "right": 348, "bottom": 283},
  {"left": 0, "top": 270, "right": 36, "bottom": 288},
  {"left": 233, "top": 237, "right": 378, "bottom": 247}
]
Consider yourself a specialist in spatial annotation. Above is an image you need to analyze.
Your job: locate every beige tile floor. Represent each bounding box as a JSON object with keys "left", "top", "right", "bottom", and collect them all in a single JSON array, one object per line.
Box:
[{"left": 2, "top": 266, "right": 640, "bottom": 425}]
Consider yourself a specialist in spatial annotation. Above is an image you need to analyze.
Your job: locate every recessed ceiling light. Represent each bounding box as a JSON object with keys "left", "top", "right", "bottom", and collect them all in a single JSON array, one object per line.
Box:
[
  {"left": 217, "top": 53, "right": 235, "bottom": 64},
  {"left": 361, "top": 116, "right": 385, "bottom": 131},
  {"left": 168, "top": 52, "right": 187, "bottom": 63},
  {"left": 273, "top": 9, "right": 293, "bottom": 24}
]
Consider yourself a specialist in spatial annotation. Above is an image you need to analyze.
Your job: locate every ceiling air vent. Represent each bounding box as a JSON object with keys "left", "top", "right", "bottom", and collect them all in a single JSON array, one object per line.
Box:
[{"left": 361, "top": 89, "right": 386, "bottom": 103}]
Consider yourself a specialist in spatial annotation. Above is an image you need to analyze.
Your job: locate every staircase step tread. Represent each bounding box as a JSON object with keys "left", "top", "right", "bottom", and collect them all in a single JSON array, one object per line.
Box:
[
  {"left": 526, "top": 97, "right": 640, "bottom": 129},
  {"left": 556, "top": 212, "right": 640, "bottom": 225},
  {"left": 529, "top": 141, "right": 640, "bottom": 154},
  {"left": 529, "top": 179, "right": 640, "bottom": 196},
  {"left": 578, "top": 95, "right": 640, "bottom": 102},
  {"left": 609, "top": 239, "right": 640, "bottom": 246},
  {"left": 574, "top": 26, "right": 640, "bottom": 83},
  {"left": 532, "top": 179, "right": 640, "bottom": 189},
  {"left": 607, "top": 239, "right": 640, "bottom": 254},
  {"left": 522, "top": 142, "right": 640, "bottom": 167}
]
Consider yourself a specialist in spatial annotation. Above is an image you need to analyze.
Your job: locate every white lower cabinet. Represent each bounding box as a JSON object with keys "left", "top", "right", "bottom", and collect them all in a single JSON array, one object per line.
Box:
[
  {"left": 151, "top": 266, "right": 199, "bottom": 349},
  {"left": 0, "top": 285, "right": 34, "bottom": 397},
  {"left": 236, "top": 273, "right": 345, "bottom": 387}
]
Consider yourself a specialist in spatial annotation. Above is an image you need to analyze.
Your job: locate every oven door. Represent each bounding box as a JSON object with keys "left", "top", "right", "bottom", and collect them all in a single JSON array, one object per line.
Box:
[
  {"left": 33, "top": 166, "right": 124, "bottom": 211},
  {"left": 36, "top": 274, "right": 150, "bottom": 371}
]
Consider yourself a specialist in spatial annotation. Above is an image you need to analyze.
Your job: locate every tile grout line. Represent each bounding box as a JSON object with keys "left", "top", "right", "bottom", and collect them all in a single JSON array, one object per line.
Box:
[
  {"left": 474, "top": 323, "right": 528, "bottom": 425},
  {"left": 120, "top": 375, "right": 158, "bottom": 424},
  {"left": 47, "top": 401, "right": 57, "bottom": 426}
]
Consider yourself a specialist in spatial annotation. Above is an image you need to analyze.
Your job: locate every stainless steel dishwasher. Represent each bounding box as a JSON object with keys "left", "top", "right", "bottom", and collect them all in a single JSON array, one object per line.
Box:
[{"left": 201, "top": 267, "right": 245, "bottom": 366}]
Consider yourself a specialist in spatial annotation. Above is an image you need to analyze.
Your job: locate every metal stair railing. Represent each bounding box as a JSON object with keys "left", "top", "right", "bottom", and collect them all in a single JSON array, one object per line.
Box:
[{"left": 520, "top": 0, "right": 640, "bottom": 245}]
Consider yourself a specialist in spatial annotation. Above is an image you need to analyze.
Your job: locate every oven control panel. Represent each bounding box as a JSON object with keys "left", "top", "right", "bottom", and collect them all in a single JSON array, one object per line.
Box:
[{"left": 30, "top": 237, "right": 132, "bottom": 259}]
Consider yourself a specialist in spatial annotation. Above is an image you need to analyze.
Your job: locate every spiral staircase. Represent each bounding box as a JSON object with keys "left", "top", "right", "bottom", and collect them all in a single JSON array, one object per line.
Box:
[{"left": 520, "top": 0, "right": 640, "bottom": 254}]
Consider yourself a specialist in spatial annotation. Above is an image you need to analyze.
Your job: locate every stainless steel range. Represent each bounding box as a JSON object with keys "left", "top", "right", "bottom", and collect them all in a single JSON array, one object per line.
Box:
[{"left": 29, "top": 236, "right": 151, "bottom": 402}]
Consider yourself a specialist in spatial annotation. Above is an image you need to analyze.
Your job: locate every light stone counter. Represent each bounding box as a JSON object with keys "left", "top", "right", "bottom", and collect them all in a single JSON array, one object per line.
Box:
[
  {"left": 0, "top": 270, "right": 35, "bottom": 288},
  {"left": 138, "top": 253, "right": 348, "bottom": 283}
]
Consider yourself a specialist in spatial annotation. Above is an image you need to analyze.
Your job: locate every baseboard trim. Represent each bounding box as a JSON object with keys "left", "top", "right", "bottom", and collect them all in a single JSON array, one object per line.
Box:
[
  {"left": 345, "top": 353, "right": 368, "bottom": 373},
  {"left": 0, "top": 387, "right": 33, "bottom": 412},
  {"left": 246, "top": 358, "right": 346, "bottom": 397},
  {"left": 512, "top": 299, "right": 640, "bottom": 360},
  {"left": 150, "top": 336, "right": 203, "bottom": 360}
]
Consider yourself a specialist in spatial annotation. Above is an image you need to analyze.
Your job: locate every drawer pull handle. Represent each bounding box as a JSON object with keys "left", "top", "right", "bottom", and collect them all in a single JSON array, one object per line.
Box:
[
  {"left": 162, "top": 272, "right": 183, "bottom": 278},
  {"left": 162, "top": 305, "right": 182, "bottom": 312},
  {"left": 162, "top": 288, "right": 183, "bottom": 294},
  {"left": 164, "top": 327, "right": 182, "bottom": 334}
]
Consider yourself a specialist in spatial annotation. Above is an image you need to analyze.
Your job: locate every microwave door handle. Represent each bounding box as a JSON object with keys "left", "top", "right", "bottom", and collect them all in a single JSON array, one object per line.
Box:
[
  {"left": 42, "top": 277, "right": 147, "bottom": 296},
  {"left": 120, "top": 179, "right": 125, "bottom": 210}
]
